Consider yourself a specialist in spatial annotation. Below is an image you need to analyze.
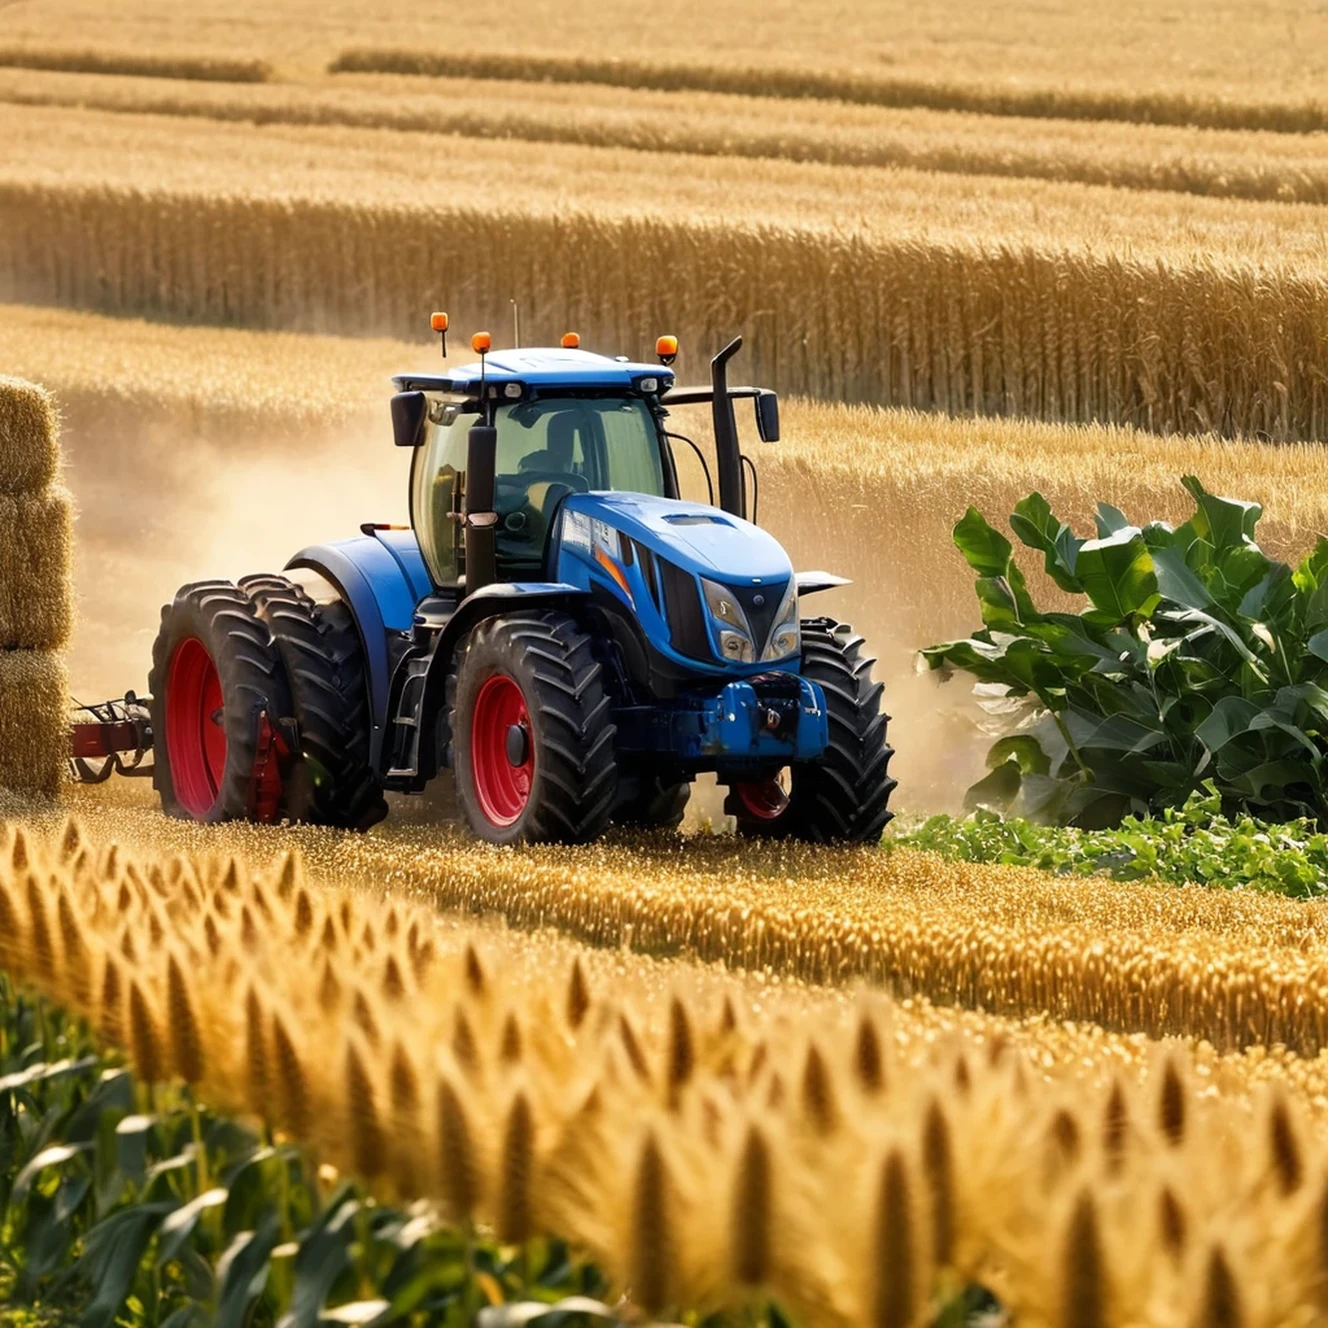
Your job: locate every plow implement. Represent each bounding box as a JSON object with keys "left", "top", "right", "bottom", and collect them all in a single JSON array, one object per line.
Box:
[
  {"left": 69, "top": 691, "right": 295, "bottom": 823},
  {"left": 69, "top": 694, "right": 153, "bottom": 784}
]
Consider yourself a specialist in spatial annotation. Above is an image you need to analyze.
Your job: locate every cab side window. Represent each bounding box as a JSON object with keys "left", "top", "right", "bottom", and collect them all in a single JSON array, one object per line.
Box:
[{"left": 410, "top": 403, "right": 469, "bottom": 586}]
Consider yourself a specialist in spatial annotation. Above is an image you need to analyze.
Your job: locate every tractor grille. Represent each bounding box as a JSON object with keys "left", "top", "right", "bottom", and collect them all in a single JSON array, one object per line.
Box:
[
  {"left": 659, "top": 559, "right": 711, "bottom": 661},
  {"left": 724, "top": 578, "right": 788, "bottom": 656}
]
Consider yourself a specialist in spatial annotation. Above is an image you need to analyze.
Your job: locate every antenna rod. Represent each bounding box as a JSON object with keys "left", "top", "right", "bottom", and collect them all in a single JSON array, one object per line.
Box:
[{"left": 510, "top": 299, "right": 520, "bottom": 349}]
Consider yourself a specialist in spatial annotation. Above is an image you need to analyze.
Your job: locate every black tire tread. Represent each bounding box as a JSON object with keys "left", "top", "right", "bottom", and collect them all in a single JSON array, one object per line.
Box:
[
  {"left": 726, "top": 617, "right": 895, "bottom": 843},
  {"left": 614, "top": 775, "right": 691, "bottom": 829},
  {"left": 449, "top": 610, "right": 618, "bottom": 844},
  {"left": 239, "top": 574, "right": 388, "bottom": 831},
  {"left": 148, "top": 581, "right": 291, "bottom": 823}
]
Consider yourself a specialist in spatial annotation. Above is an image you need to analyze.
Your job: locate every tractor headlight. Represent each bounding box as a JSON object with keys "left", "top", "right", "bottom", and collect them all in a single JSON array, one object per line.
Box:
[
  {"left": 761, "top": 581, "right": 800, "bottom": 662},
  {"left": 701, "top": 578, "right": 756, "bottom": 664}
]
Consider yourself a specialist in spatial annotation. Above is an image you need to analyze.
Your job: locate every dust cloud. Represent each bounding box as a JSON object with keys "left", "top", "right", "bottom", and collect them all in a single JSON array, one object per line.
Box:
[
  {"left": 63, "top": 412, "right": 986, "bottom": 817},
  {"left": 64, "top": 417, "right": 409, "bottom": 702}
]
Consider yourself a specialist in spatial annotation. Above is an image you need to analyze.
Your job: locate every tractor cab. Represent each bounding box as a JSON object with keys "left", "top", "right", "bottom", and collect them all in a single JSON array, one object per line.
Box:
[
  {"left": 406, "top": 377, "right": 670, "bottom": 587},
  {"left": 390, "top": 327, "right": 779, "bottom": 598}
]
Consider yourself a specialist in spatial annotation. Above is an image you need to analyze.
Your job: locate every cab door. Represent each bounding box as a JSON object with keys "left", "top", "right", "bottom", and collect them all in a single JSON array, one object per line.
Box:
[{"left": 409, "top": 401, "right": 468, "bottom": 587}]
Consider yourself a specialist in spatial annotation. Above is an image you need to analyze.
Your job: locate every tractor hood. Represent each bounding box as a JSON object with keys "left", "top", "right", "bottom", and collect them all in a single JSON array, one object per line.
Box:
[{"left": 564, "top": 492, "right": 793, "bottom": 584}]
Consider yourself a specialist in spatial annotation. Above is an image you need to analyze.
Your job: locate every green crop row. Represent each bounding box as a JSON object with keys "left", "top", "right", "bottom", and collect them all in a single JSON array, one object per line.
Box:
[
  {"left": 895, "top": 785, "right": 1328, "bottom": 899},
  {"left": 0, "top": 976, "right": 612, "bottom": 1328}
]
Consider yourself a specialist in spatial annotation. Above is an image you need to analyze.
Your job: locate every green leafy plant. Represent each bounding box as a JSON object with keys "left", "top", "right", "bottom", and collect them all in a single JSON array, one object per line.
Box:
[
  {"left": 923, "top": 476, "right": 1328, "bottom": 827},
  {"left": 895, "top": 785, "right": 1328, "bottom": 898},
  {"left": 0, "top": 976, "right": 609, "bottom": 1328}
]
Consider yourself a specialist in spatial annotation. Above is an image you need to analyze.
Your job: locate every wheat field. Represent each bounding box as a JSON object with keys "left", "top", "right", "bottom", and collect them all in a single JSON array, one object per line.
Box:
[
  {"left": 5, "top": 68, "right": 1328, "bottom": 205},
  {"left": 3, "top": 0, "right": 1325, "bottom": 123},
  {"left": 2, "top": 105, "right": 1326, "bottom": 437},
  {"left": 11, "top": 813, "right": 1328, "bottom": 1326},
  {"left": 4, "top": 2, "right": 1328, "bottom": 1318}
]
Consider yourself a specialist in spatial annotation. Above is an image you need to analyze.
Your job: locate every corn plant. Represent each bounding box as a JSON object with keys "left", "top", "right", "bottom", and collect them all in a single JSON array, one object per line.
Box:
[
  {"left": 926, "top": 476, "right": 1328, "bottom": 827},
  {"left": 0, "top": 973, "right": 608, "bottom": 1327}
]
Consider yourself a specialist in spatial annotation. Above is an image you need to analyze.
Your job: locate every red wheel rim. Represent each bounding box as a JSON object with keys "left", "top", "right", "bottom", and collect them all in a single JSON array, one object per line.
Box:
[
  {"left": 471, "top": 674, "right": 534, "bottom": 827},
  {"left": 735, "top": 770, "right": 790, "bottom": 822},
  {"left": 166, "top": 637, "right": 227, "bottom": 819}
]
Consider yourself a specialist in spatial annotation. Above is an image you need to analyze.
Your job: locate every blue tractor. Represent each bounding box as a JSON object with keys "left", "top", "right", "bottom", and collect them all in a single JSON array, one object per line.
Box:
[{"left": 87, "top": 322, "right": 895, "bottom": 844}]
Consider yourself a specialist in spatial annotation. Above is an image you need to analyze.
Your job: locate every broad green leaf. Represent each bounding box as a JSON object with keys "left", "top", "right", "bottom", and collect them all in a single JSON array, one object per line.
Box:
[
  {"left": 0, "top": 1057, "right": 98, "bottom": 1095},
  {"left": 1077, "top": 712, "right": 1169, "bottom": 756},
  {"left": 1249, "top": 710, "right": 1318, "bottom": 756},
  {"left": 1307, "top": 629, "right": 1328, "bottom": 665},
  {"left": 1010, "top": 773, "right": 1080, "bottom": 823},
  {"left": 1195, "top": 695, "right": 1263, "bottom": 753},
  {"left": 77, "top": 1203, "right": 177, "bottom": 1328},
  {"left": 987, "top": 734, "right": 1051, "bottom": 775},
  {"left": 215, "top": 1216, "right": 280, "bottom": 1328},
  {"left": 1094, "top": 502, "right": 1131, "bottom": 537},
  {"left": 1165, "top": 608, "right": 1264, "bottom": 671},
  {"left": 13, "top": 1142, "right": 92, "bottom": 1205},
  {"left": 115, "top": 1113, "right": 155, "bottom": 1186},
  {"left": 1294, "top": 538, "right": 1328, "bottom": 595},
  {"left": 1009, "top": 492, "right": 1082, "bottom": 592},
  {"left": 1181, "top": 474, "right": 1262, "bottom": 550},
  {"left": 1280, "top": 682, "right": 1328, "bottom": 728},
  {"left": 1074, "top": 529, "right": 1159, "bottom": 622},
  {"left": 1149, "top": 545, "right": 1212, "bottom": 610},
  {"left": 964, "top": 760, "right": 1022, "bottom": 812},
  {"left": 952, "top": 507, "right": 1013, "bottom": 577},
  {"left": 974, "top": 576, "right": 1024, "bottom": 632},
  {"left": 157, "top": 1187, "right": 229, "bottom": 1267},
  {"left": 1141, "top": 520, "right": 1177, "bottom": 549}
]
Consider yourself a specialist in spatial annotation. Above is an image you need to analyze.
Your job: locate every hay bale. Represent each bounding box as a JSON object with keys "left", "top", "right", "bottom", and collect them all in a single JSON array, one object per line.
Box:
[
  {"left": 0, "top": 650, "right": 67, "bottom": 796},
  {"left": 0, "top": 490, "right": 74, "bottom": 650},
  {"left": 0, "top": 377, "right": 59, "bottom": 496}
]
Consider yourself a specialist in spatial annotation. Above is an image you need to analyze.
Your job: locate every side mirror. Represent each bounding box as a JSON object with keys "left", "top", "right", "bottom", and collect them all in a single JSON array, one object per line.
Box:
[
  {"left": 754, "top": 390, "right": 780, "bottom": 443},
  {"left": 391, "top": 390, "right": 428, "bottom": 448}
]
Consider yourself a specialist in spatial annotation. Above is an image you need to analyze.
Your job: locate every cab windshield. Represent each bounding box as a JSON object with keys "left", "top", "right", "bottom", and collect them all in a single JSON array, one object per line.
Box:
[{"left": 411, "top": 394, "right": 668, "bottom": 584}]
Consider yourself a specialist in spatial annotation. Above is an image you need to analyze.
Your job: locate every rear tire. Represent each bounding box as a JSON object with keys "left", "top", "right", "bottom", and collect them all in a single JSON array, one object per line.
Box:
[
  {"left": 240, "top": 574, "right": 388, "bottom": 831},
  {"left": 148, "top": 581, "right": 293, "bottom": 822},
  {"left": 448, "top": 611, "right": 617, "bottom": 845},
  {"left": 614, "top": 774, "right": 691, "bottom": 830},
  {"left": 725, "top": 618, "right": 895, "bottom": 843}
]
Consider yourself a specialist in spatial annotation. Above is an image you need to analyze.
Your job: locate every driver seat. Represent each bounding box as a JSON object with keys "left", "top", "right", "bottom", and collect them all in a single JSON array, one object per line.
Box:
[{"left": 518, "top": 411, "right": 591, "bottom": 527}]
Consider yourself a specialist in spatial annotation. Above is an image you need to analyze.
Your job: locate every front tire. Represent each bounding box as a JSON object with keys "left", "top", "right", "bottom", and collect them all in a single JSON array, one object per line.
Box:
[
  {"left": 449, "top": 611, "right": 617, "bottom": 845},
  {"left": 725, "top": 618, "right": 895, "bottom": 843},
  {"left": 148, "top": 581, "right": 293, "bottom": 822}
]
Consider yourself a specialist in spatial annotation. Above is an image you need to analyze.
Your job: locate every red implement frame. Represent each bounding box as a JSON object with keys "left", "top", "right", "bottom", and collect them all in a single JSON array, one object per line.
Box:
[{"left": 69, "top": 695, "right": 154, "bottom": 783}]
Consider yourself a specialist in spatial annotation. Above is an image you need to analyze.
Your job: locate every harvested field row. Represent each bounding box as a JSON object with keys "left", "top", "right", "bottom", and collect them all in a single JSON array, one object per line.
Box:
[
  {"left": 3, "top": 0, "right": 1323, "bottom": 113},
  {"left": 8, "top": 105, "right": 1323, "bottom": 261},
  {"left": 2, "top": 110, "right": 1326, "bottom": 438},
  {"left": 8, "top": 68, "right": 1328, "bottom": 205},
  {"left": 8, "top": 816, "right": 1328, "bottom": 1326},
  {"left": 33, "top": 787, "right": 1328, "bottom": 1059},
  {"left": 332, "top": 47, "right": 1328, "bottom": 135},
  {"left": 0, "top": 45, "right": 270, "bottom": 83}
]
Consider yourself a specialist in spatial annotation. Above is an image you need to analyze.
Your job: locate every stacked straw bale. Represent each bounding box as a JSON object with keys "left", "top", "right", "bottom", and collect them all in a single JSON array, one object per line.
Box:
[{"left": 0, "top": 377, "right": 71, "bottom": 795}]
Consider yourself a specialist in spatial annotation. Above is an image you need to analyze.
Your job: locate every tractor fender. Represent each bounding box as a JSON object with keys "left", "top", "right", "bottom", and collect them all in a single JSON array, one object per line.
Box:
[
  {"left": 416, "top": 582, "right": 589, "bottom": 774},
  {"left": 285, "top": 532, "right": 432, "bottom": 746}
]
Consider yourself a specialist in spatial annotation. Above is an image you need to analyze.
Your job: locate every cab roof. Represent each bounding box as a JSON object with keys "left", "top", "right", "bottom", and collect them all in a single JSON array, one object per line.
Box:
[{"left": 393, "top": 347, "right": 674, "bottom": 396}]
